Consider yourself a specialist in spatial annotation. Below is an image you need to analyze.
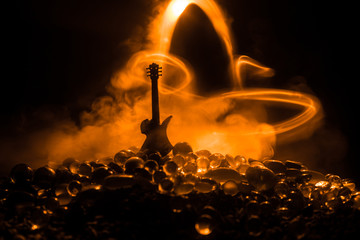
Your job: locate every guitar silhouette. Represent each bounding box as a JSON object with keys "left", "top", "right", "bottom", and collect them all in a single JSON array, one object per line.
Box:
[{"left": 140, "top": 63, "right": 173, "bottom": 157}]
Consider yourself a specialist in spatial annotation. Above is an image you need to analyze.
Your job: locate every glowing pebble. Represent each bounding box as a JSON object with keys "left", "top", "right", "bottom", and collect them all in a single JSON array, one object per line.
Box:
[
  {"left": 163, "top": 160, "right": 178, "bottom": 176},
  {"left": 66, "top": 180, "right": 82, "bottom": 197},
  {"left": 33, "top": 166, "right": 56, "bottom": 189},
  {"left": 226, "top": 154, "right": 244, "bottom": 169},
  {"left": 57, "top": 193, "right": 72, "bottom": 206},
  {"left": 195, "top": 214, "right": 214, "bottom": 235},
  {"left": 194, "top": 179, "right": 217, "bottom": 193},
  {"left": 103, "top": 175, "right": 135, "bottom": 190},
  {"left": 124, "top": 157, "right": 144, "bottom": 174},
  {"left": 173, "top": 142, "right": 193, "bottom": 155},
  {"left": 245, "top": 165, "right": 277, "bottom": 191},
  {"left": 203, "top": 167, "right": 242, "bottom": 184},
  {"left": 174, "top": 183, "right": 194, "bottom": 195},
  {"left": 10, "top": 163, "right": 33, "bottom": 183},
  {"left": 352, "top": 194, "right": 360, "bottom": 210},
  {"left": 196, "top": 156, "right": 210, "bottom": 174},
  {"left": 306, "top": 170, "right": 325, "bottom": 184},
  {"left": 159, "top": 178, "right": 174, "bottom": 193},
  {"left": 263, "top": 160, "right": 286, "bottom": 174},
  {"left": 315, "top": 180, "right": 331, "bottom": 191},
  {"left": 196, "top": 149, "right": 211, "bottom": 158},
  {"left": 208, "top": 153, "right": 224, "bottom": 168},
  {"left": 172, "top": 154, "right": 186, "bottom": 168},
  {"left": 222, "top": 180, "right": 239, "bottom": 196}
]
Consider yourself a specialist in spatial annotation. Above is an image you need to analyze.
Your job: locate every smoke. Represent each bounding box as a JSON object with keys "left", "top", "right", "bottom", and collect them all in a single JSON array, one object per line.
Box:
[
  {"left": 274, "top": 75, "right": 348, "bottom": 178},
  {"left": 0, "top": 0, "right": 325, "bottom": 175}
]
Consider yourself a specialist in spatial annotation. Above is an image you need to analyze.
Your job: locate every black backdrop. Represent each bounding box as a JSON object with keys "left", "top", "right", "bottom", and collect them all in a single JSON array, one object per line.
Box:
[{"left": 2, "top": 0, "right": 359, "bottom": 183}]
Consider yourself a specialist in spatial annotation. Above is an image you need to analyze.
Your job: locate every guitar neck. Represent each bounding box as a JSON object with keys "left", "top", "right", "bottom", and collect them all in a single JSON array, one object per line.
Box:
[{"left": 151, "top": 77, "right": 160, "bottom": 126}]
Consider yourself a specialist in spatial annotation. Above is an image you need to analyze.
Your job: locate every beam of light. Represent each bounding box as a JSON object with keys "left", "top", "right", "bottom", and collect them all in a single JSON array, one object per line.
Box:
[{"left": 170, "top": 0, "right": 189, "bottom": 18}]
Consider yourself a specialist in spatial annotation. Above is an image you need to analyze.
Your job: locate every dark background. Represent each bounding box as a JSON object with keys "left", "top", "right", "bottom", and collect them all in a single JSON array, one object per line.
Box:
[{"left": 2, "top": 0, "right": 359, "bottom": 182}]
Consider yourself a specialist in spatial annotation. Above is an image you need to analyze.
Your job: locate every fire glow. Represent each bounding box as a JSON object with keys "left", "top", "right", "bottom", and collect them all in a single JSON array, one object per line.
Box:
[{"left": 111, "top": 0, "right": 322, "bottom": 160}]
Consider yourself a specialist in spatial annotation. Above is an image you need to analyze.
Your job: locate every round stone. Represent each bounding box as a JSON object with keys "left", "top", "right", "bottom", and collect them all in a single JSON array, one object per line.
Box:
[
  {"left": 163, "top": 160, "right": 178, "bottom": 176},
  {"left": 183, "top": 161, "right": 197, "bottom": 174},
  {"left": 225, "top": 154, "right": 243, "bottom": 169},
  {"left": 57, "top": 192, "right": 72, "bottom": 206},
  {"left": 263, "top": 160, "right": 286, "bottom": 174},
  {"left": 96, "top": 156, "right": 113, "bottom": 165},
  {"left": 10, "top": 163, "right": 33, "bottom": 183},
  {"left": 204, "top": 167, "right": 242, "bottom": 184},
  {"left": 78, "top": 163, "right": 93, "bottom": 177},
  {"left": 153, "top": 170, "right": 167, "bottom": 184},
  {"left": 66, "top": 180, "right": 82, "bottom": 197},
  {"left": 306, "top": 170, "right": 325, "bottom": 184},
  {"left": 107, "top": 162, "right": 124, "bottom": 174},
  {"left": 195, "top": 214, "right": 214, "bottom": 235},
  {"left": 196, "top": 156, "right": 210, "bottom": 174},
  {"left": 33, "top": 166, "right": 56, "bottom": 189},
  {"left": 54, "top": 166, "right": 73, "bottom": 184},
  {"left": 195, "top": 178, "right": 217, "bottom": 193},
  {"left": 174, "top": 183, "right": 194, "bottom": 195},
  {"left": 62, "top": 157, "right": 78, "bottom": 169},
  {"left": 222, "top": 180, "right": 239, "bottom": 196},
  {"left": 285, "top": 160, "right": 302, "bottom": 170},
  {"left": 245, "top": 165, "right": 278, "bottom": 191},
  {"left": 114, "top": 150, "right": 135, "bottom": 165},
  {"left": 208, "top": 153, "right": 224, "bottom": 169},
  {"left": 172, "top": 142, "right": 193, "bottom": 156},
  {"left": 103, "top": 175, "right": 136, "bottom": 190},
  {"left": 172, "top": 154, "right": 186, "bottom": 169},
  {"left": 124, "top": 157, "right": 145, "bottom": 174},
  {"left": 91, "top": 166, "right": 112, "bottom": 184},
  {"left": 196, "top": 149, "right": 211, "bottom": 158},
  {"left": 159, "top": 178, "right": 174, "bottom": 193},
  {"left": 144, "top": 160, "right": 159, "bottom": 174}
]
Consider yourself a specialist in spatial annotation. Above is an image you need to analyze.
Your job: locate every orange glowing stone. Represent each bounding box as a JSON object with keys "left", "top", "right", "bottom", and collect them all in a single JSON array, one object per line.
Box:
[
  {"left": 103, "top": 175, "right": 135, "bottom": 190},
  {"left": 194, "top": 178, "right": 217, "bottom": 193},
  {"left": 204, "top": 167, "right": 242, "bottom": 183},
  {"left": 222, "top": 180, "right": 239, "bottom": 196},
  {"left": 174, "top": 182, "right": 194, "bottom": 195},
  {"left": 195, "top": 214, "right": 213, "bottom": 235},
  {"left": 245, "top": 165, "right": 277, "bottom": 191},
  {"left": 196, "top": 156, "right": 210, "bottom": 174}
]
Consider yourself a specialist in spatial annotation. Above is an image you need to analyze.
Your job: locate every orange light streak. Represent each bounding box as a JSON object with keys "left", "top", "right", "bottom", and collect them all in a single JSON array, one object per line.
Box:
[
  {"left": 214, "top": 89, "right": 321, "bottom": 135},
  {"left": 152, "top": 0, "right": 321, "bottom": 136}
]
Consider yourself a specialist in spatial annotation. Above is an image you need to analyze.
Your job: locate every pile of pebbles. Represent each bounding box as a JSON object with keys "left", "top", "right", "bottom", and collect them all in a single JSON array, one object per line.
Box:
[{"left": 1, "top": 142, "right": 359, "bottom": 239}]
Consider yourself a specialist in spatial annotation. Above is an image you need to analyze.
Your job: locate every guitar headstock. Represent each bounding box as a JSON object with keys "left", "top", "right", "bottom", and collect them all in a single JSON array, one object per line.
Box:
[{"left": 146, "top": 63, "right": 162, "bottom": 80}]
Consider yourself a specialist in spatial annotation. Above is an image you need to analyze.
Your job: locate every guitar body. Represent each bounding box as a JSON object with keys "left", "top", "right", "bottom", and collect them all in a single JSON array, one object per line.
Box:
[{"left": 140, "top": 116, "right": 173, "bottom": 157}]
